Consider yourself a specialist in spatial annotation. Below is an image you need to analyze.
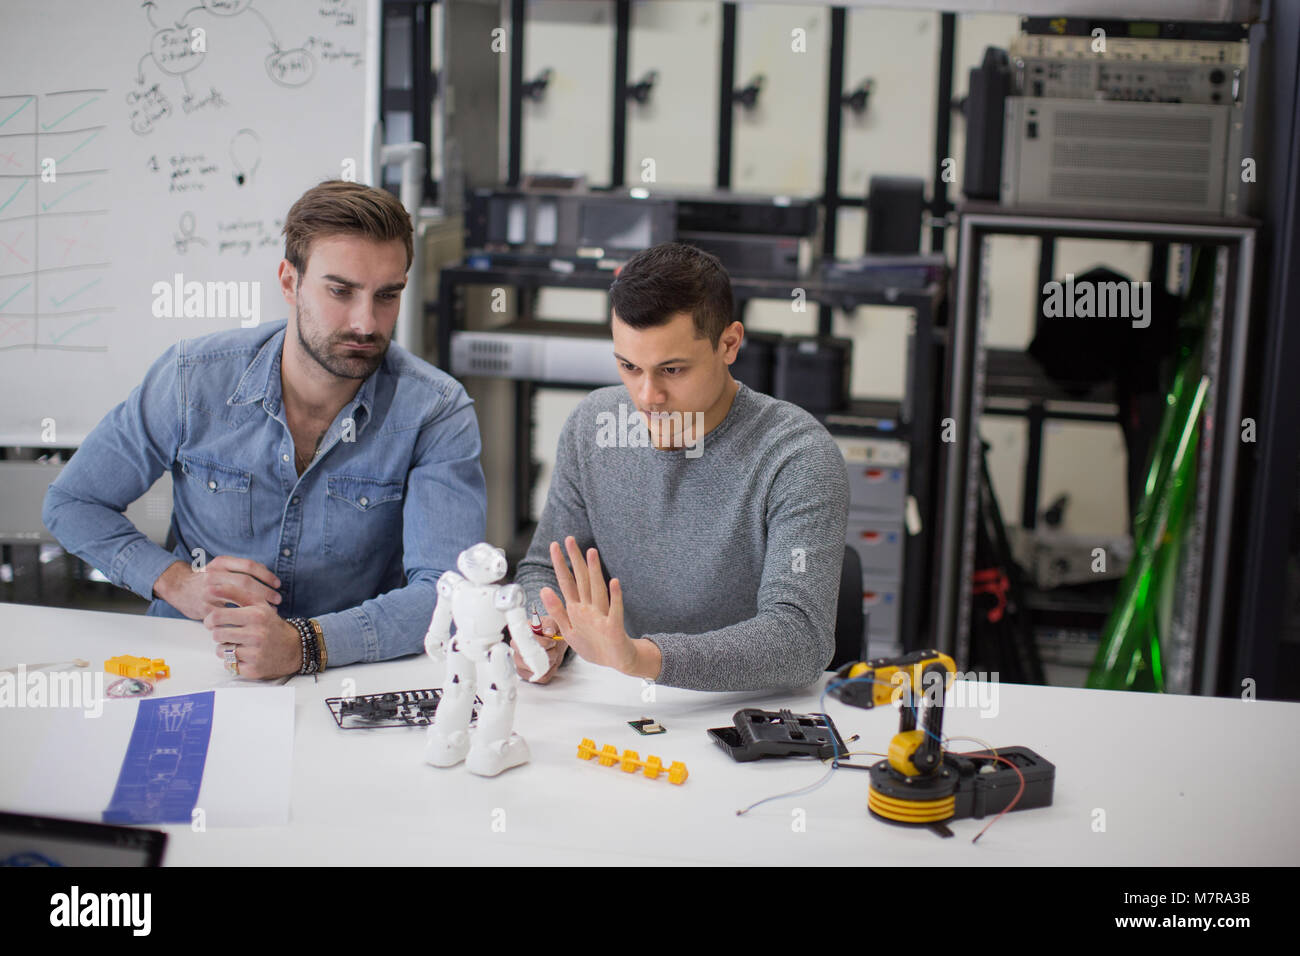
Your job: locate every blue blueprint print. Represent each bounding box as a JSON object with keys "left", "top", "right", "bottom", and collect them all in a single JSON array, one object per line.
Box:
[{"left": 103, "top": 692, "right": 214, "bottom": 825}]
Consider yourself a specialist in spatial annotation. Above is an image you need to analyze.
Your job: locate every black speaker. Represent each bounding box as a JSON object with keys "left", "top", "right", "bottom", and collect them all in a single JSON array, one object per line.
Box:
[
  {"left": 962, "top": 47, "right": 1011, "bottom": 201},
  {"left": 865, "top": 176, "right": 925, "bottom": 254},
  {"left": 731, "top": 330, "right": 781, "bottom": 395}
]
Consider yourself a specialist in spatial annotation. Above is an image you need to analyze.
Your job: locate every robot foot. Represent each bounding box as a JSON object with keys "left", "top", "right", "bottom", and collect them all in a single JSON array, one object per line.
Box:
[
  {"left": 465, "top": 733, "right": 531, "bottom": 777},
  {"left": 425, "top": 728, "right": 471, "bottom": 768}
]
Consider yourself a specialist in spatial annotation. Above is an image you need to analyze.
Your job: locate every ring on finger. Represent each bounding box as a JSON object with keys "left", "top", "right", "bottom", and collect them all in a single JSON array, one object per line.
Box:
[{"left": 223, "top": 643, "right": 239, "bottom": 676}]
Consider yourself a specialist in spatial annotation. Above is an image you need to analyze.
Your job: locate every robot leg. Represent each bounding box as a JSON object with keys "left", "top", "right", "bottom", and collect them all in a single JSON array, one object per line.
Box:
[
  {"left": 425, "top": 640, "right": 476, "bottom": 768},
  {"left": 465, "top": 642, "right": 530, "bottom": 777}
]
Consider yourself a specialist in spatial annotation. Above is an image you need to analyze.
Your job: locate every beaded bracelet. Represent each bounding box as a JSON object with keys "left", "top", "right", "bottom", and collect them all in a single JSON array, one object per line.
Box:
[
  {"left": 305, "top": 619, "right": 319, "bottom": 674},
  {"left": 293, "top": 618, "right": 311, "bottom": 674},
  {"left": 288, "top": 617, "right": 320, "bottom": 675},
  {"left": 304, "top": 620, "right": 318, "bottom": 674}
]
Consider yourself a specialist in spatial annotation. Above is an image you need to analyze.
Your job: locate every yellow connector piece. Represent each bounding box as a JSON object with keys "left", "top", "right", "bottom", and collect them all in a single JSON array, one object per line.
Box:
[
  {"left": 105, "top": 656, "right": 169, "bottom": 680},
  {"left": 574, "top": 739, "right": 687, "bottom": 784}
]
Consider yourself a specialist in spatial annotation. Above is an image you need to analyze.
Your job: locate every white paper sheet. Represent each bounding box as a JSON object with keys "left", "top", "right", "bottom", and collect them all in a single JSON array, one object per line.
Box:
[{"left": 0, "top": 687, "right": 294, "bottom": 828}]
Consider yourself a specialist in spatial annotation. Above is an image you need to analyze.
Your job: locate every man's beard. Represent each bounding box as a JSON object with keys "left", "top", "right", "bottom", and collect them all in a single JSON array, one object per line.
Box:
[{"left": 294, "top": 298, "right": 389, "bottom": 380}]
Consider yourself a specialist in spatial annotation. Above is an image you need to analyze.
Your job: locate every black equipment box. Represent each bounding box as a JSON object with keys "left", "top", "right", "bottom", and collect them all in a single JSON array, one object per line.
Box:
[
  {"left": 962, "top": 47, "right": 1011, "bottom": 201},
  {"left": 773, "top": 336, "right": 852, "bottom": 414},
  {"left": 731, "top": 330, "right": 781, "bottom": 395},
  {"left": 866, "top": 176, "right": 925, "bottom": 254},
  {"left": 679, "top": 230, "right": 803, "bottom": 279},
  {"left": 465, "top": 188, "right": 676, "bottom": 260},
  {"left": 672, "top": 189, "right": 819, "bottom": 237},
  {"left": 867, "top": 745, "right": 1056, "bottom": 823}
]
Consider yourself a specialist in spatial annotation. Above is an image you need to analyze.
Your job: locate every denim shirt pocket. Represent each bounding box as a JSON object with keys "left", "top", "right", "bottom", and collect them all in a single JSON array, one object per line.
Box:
[
  {"left": 324, "top": 474, "right": 405, "bottom": 557},
  {"left": 178, "top": 454, "right": 254, "bottom": 539}
]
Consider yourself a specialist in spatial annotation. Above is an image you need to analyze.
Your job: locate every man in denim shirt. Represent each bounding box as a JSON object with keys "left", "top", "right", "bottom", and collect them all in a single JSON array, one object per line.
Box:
[{"left": 42, "top": 181, "right": 486, "bottom": 678}]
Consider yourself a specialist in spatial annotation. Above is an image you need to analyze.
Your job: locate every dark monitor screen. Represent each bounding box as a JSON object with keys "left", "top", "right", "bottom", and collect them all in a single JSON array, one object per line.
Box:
[
  {"left": 487, "top": 196, "right": 528, "bottom": 245},
  {"left": 579, "top": 202, "right": 652, "bottom": 251},
  {"left": 0, "top": 812, "right": 166, "bottom": 867}
]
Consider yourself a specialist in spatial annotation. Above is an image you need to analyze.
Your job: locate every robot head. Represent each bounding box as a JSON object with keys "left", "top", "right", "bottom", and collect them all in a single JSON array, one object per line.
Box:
[{"left": 458, "top": 542, "right": 508, "bottom": 585}]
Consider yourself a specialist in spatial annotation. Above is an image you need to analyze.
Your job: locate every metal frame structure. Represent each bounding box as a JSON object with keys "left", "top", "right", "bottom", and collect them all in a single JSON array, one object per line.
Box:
[
  {"left": 1232, "top": 0, "right": 1300, "bottom": 701},
  {"left": 501, "top": 4, "right": 957, "bottom": 264},
  {"left": 473, "top": 2, "right": 963, "bottom": 656},
  {"left": 378, "top": 0, "right": 436, "bottom": 202},
  {"left": 403, "top": 0, "right": 1298, "bottom": 696},
  {"left": 938, "top": 204, "right": 1257, "bottom": 695}
]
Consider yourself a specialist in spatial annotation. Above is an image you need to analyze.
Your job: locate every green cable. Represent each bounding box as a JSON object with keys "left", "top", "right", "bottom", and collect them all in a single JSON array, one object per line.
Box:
[{"left": 1088, "top": 371, "right": 1206, "bottom": 691}]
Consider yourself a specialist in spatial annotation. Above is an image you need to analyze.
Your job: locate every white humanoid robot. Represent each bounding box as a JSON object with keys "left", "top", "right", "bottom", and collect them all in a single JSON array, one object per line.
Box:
[{"left": 424, "top": 542, "right": 551, "bottom": 776}]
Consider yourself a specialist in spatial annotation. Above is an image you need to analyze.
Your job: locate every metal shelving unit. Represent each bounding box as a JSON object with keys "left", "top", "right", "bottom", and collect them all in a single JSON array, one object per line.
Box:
[{"left": 937, "top": 202, "right": 1257, "bottom": 694}]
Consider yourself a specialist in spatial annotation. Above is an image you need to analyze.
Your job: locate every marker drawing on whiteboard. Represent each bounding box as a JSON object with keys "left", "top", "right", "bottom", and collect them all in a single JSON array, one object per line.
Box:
[
  {"left": 130, "top": 0, "right": 327, "bottom": 118},
  {"left": 174, "top": 212, "right": 208, "bottom": 255},
  {"left": 0, "top": 91, "right": 111, "bottom": 353},
  {"left": 230, "top": 129, "right": 260, "bottom": 186}
]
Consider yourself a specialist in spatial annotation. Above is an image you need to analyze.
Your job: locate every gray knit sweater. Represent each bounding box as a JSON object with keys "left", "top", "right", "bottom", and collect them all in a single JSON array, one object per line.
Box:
[{"left": 514, "top": 381, "right": 850, "bottom": 691}]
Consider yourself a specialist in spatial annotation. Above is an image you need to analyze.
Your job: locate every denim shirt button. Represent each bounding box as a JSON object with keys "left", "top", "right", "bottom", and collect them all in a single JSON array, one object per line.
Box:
[
  {"left": 292, "top": 495, "right": 300, "bottom": 504},
  {"left": 282, "top": 453, "right": 290, "bottom": 463},
  {"left": 359, "top": 496, "right": 369, "bottom": 507},
  {"left": 282, "top": 547, "right": 292, "bottom": 557},
  {"left": 207, "top": 479, "right": 217, "bottom": 490}
]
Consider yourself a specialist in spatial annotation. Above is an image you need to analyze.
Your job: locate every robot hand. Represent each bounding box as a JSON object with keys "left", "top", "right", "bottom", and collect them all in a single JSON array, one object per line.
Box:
[
  {"left": 424, "top": 629, "right": 448, "bottom": 662},
  {"left": 516, "top": 636, "right": 552, "bottom": 684},
  {"left": 425, "top": 572, "right": 460, "bottom": 663}
]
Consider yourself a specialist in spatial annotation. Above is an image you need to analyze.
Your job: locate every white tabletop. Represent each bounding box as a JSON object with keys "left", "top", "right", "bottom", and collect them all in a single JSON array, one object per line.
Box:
[{"left": 2, "top": 601, "right": 1298, "bottom": 865}]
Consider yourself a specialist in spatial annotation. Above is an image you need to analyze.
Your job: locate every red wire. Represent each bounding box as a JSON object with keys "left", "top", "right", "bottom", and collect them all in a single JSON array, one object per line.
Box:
[{"left": 950, "top": 750, "right": 1027, "bottom": 844}]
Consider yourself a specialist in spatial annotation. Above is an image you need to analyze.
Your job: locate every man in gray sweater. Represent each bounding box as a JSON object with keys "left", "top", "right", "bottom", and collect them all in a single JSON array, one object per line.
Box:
[{"left": 513, "top": 242, "right": 849, "bottom": 691}]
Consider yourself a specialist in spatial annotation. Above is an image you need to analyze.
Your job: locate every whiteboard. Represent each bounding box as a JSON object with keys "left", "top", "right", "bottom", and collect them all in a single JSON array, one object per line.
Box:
[{"left": 0, "top": 0, "right": 376, "bottom": 444}]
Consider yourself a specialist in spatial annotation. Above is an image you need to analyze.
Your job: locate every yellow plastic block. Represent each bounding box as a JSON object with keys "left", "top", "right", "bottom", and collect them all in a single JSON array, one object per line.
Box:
[
  {"left": 574, "top": 740, "right": 687, "bottom": 784},
  {"left": 105, "top": 656, "right": 169, "bottom": 680}
]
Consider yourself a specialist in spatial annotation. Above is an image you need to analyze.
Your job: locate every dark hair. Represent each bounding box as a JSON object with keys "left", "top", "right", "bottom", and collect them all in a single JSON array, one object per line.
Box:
[
  {"left": 282, "top": 180, "right": 413, "bottom": 275},
  {"left": 608, "top": 242, "right": 735, "bottom": 346}
]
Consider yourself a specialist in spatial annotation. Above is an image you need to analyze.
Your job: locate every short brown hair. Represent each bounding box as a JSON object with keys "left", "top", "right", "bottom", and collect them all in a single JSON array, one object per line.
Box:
[
  {"left": 608, "top": 241, "right": 735, "bottom": 346},
  {"left": 282, "top": 180, "right": 413, "bottom": 276}
]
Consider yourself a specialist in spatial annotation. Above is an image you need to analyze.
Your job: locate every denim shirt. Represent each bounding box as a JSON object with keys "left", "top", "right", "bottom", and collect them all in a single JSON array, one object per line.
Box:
[{"left": 42, "top": 319, "right": 487, "bottom": 667}]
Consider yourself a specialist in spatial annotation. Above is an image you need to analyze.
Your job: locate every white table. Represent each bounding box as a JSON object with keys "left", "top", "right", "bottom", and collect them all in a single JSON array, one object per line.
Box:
[{"left": 2, "top": 601, "right": 1298, "bottom": 865}]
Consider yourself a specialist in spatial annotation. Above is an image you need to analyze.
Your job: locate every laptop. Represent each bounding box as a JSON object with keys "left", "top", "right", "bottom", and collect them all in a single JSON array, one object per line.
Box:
[{"left": 0, "top": 812, "right": 166, "bottom": 867}]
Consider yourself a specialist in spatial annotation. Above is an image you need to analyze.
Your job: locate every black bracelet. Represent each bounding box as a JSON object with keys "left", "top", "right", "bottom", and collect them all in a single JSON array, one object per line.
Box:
[
  {"left": 308, "top": 624, "right": 319, "bottom": 673},
  {"left": 288, "top": 617, "right": 319, "bottom": 675},
  {"left": 305, "top": 619, "right": 319, "bottom": 674},
  {"left": 308, "top": 620, "right": 321, "bottom": 673}
]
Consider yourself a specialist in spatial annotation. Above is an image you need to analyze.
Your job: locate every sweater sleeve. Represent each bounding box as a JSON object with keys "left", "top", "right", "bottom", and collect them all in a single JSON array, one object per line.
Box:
[{"left": 645, "top": 429, "right": 850, "bottom": 691}]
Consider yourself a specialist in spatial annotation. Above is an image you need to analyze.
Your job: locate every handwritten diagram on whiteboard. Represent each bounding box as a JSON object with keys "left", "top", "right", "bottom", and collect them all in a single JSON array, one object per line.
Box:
[
  {"left": 0, "top": 0, "right": 373, "bottom": 444},
  {"left": 0, "top": 89, "right": 112, "bottom": 353}
]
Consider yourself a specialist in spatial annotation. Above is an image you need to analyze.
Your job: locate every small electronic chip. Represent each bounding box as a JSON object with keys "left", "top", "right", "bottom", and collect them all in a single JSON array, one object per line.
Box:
[{"left": 628, "top": 717, "right": 666, "bottom": 735}]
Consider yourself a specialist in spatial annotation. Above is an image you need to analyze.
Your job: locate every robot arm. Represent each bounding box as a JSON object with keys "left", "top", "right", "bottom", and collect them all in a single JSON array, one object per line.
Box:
[
  {"left": 829, "top": 650, "right": 956, "bottom": 776},
  {"left": 425, "top": 571, "right": 463, "bottom": 661},
  {"left": 497, "top": 584, "right": 550, "bottom": 682}
]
